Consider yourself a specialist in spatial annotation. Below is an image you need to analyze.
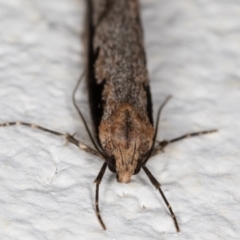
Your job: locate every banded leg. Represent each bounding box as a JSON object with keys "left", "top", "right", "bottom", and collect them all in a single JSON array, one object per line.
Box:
[
  {"left": 94, "top": 162, "right": 108, "bottom": 230},
  {"left": 142, "top": 166, "right": 180, "bottom": 232},
  {"left": 155, "top": 129, "right": 217, "bottom": 153},
  {"left": 0, "top": 121, "right": 100, "bottom": 157},
  {"left": 0, "top": 122, "right": 64, "bottom": 136},
  {"left": 65, "top": 133, "right": 102, "bottom": 158}
]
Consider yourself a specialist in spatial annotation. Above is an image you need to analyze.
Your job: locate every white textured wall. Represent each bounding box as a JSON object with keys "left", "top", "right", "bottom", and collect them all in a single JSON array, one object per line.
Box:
[{"left": 0, "top": 0, "right": 239, "bottom": 239}]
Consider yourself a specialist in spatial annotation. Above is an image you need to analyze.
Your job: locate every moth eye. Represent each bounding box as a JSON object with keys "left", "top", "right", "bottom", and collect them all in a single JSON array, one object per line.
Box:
[
  {"left": 108, "top": 163, "right": 116, "bottom": 173},
  {"left": 134, "top": 167, "right": 141, "bottom": 175},
  {"left": 107, "top": 157, "right": 116, "bottom": 173}
]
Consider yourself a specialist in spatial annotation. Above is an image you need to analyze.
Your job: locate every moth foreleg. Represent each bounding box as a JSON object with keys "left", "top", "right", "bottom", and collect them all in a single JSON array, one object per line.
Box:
[
  {"left": 65, "top": 133, "right": 102, "bottom": 158},
  {"left": 153, "top": 129, "right": 218, "bottom": 154},
  {"left": 0, "top": 121, "right": 101, "bottom": 157},
  {"left": 0, "top": 121, "right": 64, "bottom": 136}
]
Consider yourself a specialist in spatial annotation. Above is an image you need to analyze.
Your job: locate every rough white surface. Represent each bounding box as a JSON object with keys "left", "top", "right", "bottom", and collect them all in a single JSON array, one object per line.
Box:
[{"left": 0, "top": 0, "right": 239, "bottom": 239}]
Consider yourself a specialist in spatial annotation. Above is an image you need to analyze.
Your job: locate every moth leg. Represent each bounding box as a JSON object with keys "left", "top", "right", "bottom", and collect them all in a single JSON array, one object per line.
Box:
[
  {"left": 0, "top": 121, "right": 101, "bottom": 157},
  {"left": 0, "top": 121, "right": 64, "bottom": 136},
  {"left": 65, "top": 133, "right": 102, "bottom": 158},
  {"left": 94, "top": 162, "right": 108, "bottom": 230},
  {"left": 142, "top": 166, "right": 180, "bottom": 232},
  {"left": 153, "top": 129, "right": 218, "bottom": 155}
]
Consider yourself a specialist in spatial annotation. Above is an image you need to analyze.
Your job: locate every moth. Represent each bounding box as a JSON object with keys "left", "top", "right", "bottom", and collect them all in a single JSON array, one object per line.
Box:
[{"left": 0, "top": 0, "right": 217, "bottom": 232}]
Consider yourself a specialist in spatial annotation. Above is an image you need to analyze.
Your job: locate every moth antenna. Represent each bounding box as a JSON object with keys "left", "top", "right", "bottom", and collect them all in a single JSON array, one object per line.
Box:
[
  {"left": 72, "top": 71, "right": 104, "bottom": 156},
  {"left": 142, "top": 95, "right": 172, "bottom": 166}
]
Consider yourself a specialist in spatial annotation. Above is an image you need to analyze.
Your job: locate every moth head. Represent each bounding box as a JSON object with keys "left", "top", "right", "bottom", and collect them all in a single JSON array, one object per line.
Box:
[
  {"left": 114, "top": 144, "right": 138, "bottom": 183},
  {"left": 99, "top": 103, "right": 154, "bottom": 183},
  {"left": 106, "top": 139, "right": 152, "bottom": 183}
]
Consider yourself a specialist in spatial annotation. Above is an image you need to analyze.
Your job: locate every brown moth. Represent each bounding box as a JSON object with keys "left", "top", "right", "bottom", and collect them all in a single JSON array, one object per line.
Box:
[
  {"left": 0, "top": 0, "right": 217, "bottom": 232},
  {"left": 86, "top": 0, "right": 154, "bottom": 184},
  {"left": 80, "top": 0, "right": 217, "bottom": 231}
]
